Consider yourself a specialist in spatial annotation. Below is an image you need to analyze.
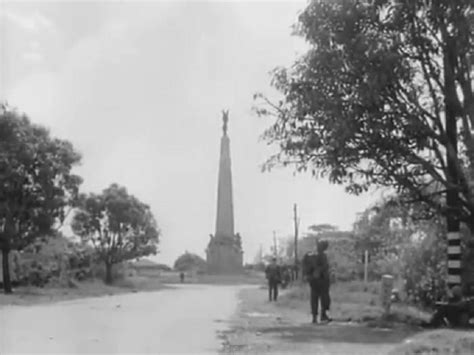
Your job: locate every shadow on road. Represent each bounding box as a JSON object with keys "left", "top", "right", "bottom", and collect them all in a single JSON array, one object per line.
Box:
[{"left": 256, "top": 321, "right": 418, "bottom": 344}]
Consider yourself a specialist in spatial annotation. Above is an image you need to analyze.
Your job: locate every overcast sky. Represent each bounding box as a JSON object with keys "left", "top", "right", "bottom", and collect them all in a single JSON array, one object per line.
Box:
[{"left": 1, "top": 0, "right": 379, "bottom": 265}]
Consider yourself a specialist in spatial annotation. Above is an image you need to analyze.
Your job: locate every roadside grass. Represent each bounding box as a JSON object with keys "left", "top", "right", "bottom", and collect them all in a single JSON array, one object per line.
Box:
[
  {"left": 0, "top": 269, "right": 265, "bottom": 307},
  {"left": 157, "top": 270, "right": 265, "bottom": 285},
  {"left": 279, "top": 280, "right": 430, "bottom": 326},
  {"left": 389, "top": 329, "right": 474, "bottom": 355},
  {"left": 0, "top": 274, "right": 166, "bottom": 307},
  {"left": 194, "top": 272, "right": 265, "bottom": 285},
  {"left": 221, "top": 285, "right": 424, "bottom": 354}
]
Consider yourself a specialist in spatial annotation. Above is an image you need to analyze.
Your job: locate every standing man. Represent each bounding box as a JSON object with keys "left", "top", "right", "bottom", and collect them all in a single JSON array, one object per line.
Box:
[
  {"left": 303, "top": 240, "right": 331, "bottom": 323},
  {"left": 265, "top": 257, "right": 281, "bottom": 301}
]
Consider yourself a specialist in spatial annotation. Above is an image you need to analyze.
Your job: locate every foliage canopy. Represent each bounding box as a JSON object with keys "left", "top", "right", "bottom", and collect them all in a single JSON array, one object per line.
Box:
[
  {"left": 71, "top": 183, "right": 160, "bottom": 283},
  {"left": 0, "top": 105, "right": 82, "bottom": 292},
  {"left": 256, "top": 0, "right": 474, "bottom": 230}
]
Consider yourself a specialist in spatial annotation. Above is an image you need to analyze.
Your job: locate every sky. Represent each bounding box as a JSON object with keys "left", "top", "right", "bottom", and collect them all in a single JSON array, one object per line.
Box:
[{"left": 1, "top": 0, "right": 380, "bottom": 265}]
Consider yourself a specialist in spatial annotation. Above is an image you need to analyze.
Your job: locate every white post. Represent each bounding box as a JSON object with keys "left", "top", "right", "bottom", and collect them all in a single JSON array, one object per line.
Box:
[
  {"left": 364, "top": 250, "right": 369, "bottom": 284},
  {"left": 381, "top": 274, "right": 394, "bottom": 315}
]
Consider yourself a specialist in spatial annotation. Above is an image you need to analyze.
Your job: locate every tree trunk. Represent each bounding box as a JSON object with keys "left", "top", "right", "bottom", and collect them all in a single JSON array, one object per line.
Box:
[
  {"left": 105, "top": 262, "right": 113, "bottom": 285},
  {"left": 2, "top": 248, "right": 12, "bottom": 294}
]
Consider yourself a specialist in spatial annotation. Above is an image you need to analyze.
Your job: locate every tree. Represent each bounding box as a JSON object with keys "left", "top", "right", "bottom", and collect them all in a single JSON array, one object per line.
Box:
[
  {"left": 308, "top": 223, "right": 338, "bottom": 235},
  {"left": 0, "top": 105, "right": 82, "bottom": 293},
  {"left": 402, "top": 215, "right": 448, "bottom": 307},
  {"left": 173, "top": 252, "right": 207, "bottom": 272},
  {"left": 353, "top": 196, "right": 454, "bottom": 304},
  {"left": 353, "top": 198, "right": 414, "bottom": 256},
  {"left": 256, "top": 0, "right": 473, "bottom": 231},
  {"left": 71, "top": 184, "right": 160, "bottom": 284}
]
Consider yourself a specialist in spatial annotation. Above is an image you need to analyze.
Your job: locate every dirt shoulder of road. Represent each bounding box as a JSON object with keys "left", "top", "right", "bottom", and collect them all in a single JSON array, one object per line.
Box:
[
  {"left": 158, "top": 270, "right": 266, "bottom": 285},
  {"left": 0, "top": 272, "right": 264, "bottom": 308},
  {"left": 0, "top": 275, "right": 169, "bottom": 307},
  {"left": 220, "top": 283, "right": 428, "bottom": 354},
  {"left": 388, "top": 329, "right": 474, "bottom": 354}
]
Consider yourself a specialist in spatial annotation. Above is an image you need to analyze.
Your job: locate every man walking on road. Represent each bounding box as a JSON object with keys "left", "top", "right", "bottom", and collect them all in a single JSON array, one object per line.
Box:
[
  {"left": 265, "top": 257, "right": 281, "bottom": 301},
  {"left": 303, "top": 240, "right": 331, "bottom": 323}
]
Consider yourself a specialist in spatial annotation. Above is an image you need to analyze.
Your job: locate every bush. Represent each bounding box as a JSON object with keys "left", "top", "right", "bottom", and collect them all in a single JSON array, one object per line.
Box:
[
  {"left": 16, "top": 235, "right": 97, "bottom": 287},
  {"left": 91, "top": 262, "right": 129, "bottom": 281},
  {"left": 401, "top": 226, "right": 447, "bottom": 308}
]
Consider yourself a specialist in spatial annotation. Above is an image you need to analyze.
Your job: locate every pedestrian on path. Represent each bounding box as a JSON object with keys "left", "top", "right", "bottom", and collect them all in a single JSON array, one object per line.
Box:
[
  {"left": 303, "top": 240, "right": 331, "bottom": 323},
  {"left": 265, "top": 257, "right": 281, "bottom": 301}
]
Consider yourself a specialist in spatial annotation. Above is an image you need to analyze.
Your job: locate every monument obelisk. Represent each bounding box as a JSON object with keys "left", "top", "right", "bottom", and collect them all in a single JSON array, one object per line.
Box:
[{"left": 206, "top": 111, "right": 243, "bottom": 273}]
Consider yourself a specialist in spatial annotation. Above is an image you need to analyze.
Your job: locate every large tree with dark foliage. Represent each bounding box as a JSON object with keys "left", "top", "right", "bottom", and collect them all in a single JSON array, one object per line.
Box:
[
  {"left": 256, "top": 0, "right": 474, "bottom": 232},
  {"left": 0, "top": 104, "right": 82, "bottom": 293},
  {"left": 71, "top": 184, "right": 160, "bottom": 284}
]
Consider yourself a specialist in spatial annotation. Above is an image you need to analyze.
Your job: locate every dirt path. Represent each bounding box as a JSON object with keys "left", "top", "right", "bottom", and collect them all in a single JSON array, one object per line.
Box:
[
  {"left": 0, "top": 284, "right": 242, "bottom": 354},
  {"left": 221, "top": 286, "right": 421, "bottom": 354}
]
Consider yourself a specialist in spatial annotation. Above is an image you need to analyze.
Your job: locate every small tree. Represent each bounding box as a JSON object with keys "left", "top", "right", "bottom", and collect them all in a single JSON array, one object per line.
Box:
[
  {"left": 71, "top": 184, "right": 160, "bottom": 284},
  {"left": 0, "top": 105, "right": 82, "bottom": 293},
  {"left": 173, "top": 252, "right": 207, "bottom": 272}
]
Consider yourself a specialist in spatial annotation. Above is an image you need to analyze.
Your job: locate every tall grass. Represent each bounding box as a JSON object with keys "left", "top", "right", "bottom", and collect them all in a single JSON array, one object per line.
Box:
[{"left": 279, "top": 280, "right": 429, "bottom": 325}]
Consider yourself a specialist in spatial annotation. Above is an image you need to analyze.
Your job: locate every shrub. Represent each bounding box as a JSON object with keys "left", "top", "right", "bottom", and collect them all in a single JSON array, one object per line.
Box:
[
  {"left": 91, "top": 261, "right": 129, "bottom": 281},
  {"left": 401, "top": 227, "right": 447, "bottom": 308},
  {"left": 16, "top": 235, "right": 97, "bottom": 287}
]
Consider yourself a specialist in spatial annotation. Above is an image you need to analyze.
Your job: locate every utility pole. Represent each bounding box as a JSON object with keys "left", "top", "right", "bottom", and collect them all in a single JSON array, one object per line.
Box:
[
  {"left": 444, "top": 42, "right": 462, "bottom": 291},
  {"left": 293, "top": 204, "right": 300, "bottom": 279},
  {"left": 273, "top": 230, "right": 277, "bottom": 259}
]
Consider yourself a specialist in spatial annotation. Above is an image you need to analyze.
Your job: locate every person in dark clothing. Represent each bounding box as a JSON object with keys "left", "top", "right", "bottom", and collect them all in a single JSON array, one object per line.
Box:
[
  {"left": 426, "top": 285, "right": 468, "bottom": 327},
  {"left": 265, "top": 257, "right": 281, "bottom": 301},
  {"left": 179, "top": 272, "right": 185, "bottom": 283},
  {"left": 303, "top": 240, "right": 331, "bottom": 323}
]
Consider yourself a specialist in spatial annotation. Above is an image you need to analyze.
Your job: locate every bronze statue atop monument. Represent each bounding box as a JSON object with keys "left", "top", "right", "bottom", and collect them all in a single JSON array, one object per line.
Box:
[{"left": 206, "top": 110, "right": 244, "bottom": 273}]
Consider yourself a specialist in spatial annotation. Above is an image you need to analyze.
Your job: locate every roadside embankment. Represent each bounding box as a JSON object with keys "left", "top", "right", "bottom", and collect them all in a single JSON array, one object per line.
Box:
[{"left": 220, "top": 281, "right": 429, "bottom": 354}]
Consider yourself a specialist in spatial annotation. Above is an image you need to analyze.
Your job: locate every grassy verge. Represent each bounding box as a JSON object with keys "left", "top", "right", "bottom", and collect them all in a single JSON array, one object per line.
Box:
[
  {"left": 0, "top": 274, "right": 167, "bottom": 307},
  {"left": 157, "top": 270, "right": 265, "bottom": 285},
  {"left": 389, "top": 329, "right": 474, "bottom": 355},
  {"left": 279, "top": 280, "right": 430, "bottom": 327},
  {"left": 0, "top": 271, "right": 265, "bottom": 307},
  {"left": 220, "top": 284, "right": 423, "bottom": 354}
]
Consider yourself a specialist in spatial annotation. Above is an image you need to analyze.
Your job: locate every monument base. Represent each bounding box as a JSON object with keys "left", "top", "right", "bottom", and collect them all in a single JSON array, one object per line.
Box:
[{"left": 206, "top": 235, "right": 243, "bottom": 274}]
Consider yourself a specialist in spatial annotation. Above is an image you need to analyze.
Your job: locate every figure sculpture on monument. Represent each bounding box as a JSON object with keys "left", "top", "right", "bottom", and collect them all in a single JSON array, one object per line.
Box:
[{"left": 222, "top": 110, "right": 229, "bottom": 134}]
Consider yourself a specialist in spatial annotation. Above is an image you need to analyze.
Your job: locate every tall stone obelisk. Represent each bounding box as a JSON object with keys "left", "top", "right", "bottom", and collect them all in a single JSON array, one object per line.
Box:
[
  {"left": 206, "top": 111, "right": 243, "bottom": 273},
  {"left": 215, "top": 111, "right": 234, "bottom": 238}
]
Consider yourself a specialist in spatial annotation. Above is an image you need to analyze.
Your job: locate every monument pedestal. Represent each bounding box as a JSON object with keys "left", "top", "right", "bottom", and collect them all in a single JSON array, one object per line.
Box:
[{"left": 206, "top": 235, "right": 243, "bottom": 274}]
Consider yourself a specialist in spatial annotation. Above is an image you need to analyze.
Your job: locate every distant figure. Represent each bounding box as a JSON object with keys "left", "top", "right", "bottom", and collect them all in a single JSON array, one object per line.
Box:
[
  {"left": 265, "top": 257, "right": 281, "bottom": 301},
  {"left": 180, "top": 272, "right": 185, "bottom": 283},
  {"left": 281, "top": 266, "right": 291, "bottom": 289},
  {"left": 303, "top": 240, "right": 331, "bottom": 323}
]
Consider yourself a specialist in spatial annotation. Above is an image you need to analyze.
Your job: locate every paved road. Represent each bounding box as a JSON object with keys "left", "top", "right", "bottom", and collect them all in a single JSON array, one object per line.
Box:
[{"left": 0, "top": 284, "right": 241, "bottom": 354}]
